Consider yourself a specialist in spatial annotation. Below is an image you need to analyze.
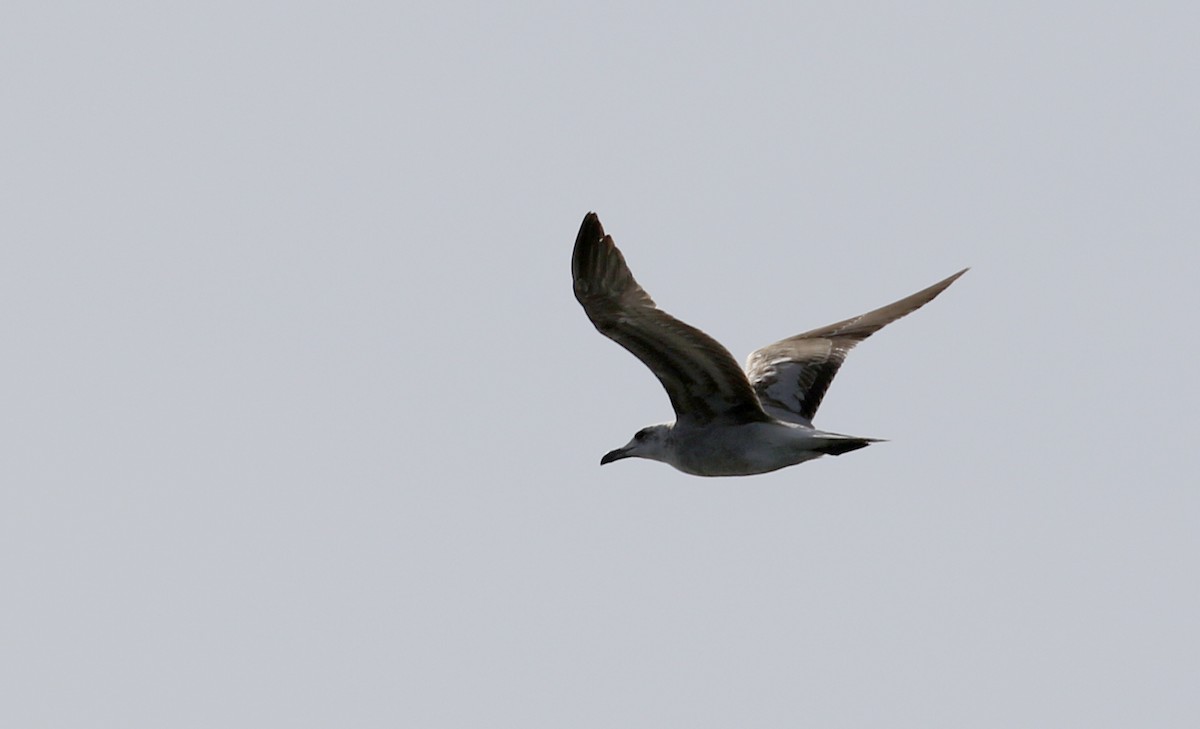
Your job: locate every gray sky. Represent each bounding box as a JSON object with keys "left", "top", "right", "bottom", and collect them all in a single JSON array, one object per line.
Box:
[{"left": 3, "top": 2, "right": 1198, "bottom": 727}]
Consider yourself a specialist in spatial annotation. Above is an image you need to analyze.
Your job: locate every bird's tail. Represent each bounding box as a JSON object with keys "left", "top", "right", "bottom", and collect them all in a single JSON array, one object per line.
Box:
[{"left": 811, "top": 432, "right": 885, "bottom": 456}]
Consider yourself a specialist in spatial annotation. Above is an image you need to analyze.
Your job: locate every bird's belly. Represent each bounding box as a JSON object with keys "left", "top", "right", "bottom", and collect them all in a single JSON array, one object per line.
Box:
[{"left": 670, "top": 423, "right": 821, "bottom": 477}]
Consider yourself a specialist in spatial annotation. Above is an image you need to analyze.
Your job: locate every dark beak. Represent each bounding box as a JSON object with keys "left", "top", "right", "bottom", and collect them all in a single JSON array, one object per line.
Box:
[{"left": 600, "top": 447, "right": 631, "bottom": 465}]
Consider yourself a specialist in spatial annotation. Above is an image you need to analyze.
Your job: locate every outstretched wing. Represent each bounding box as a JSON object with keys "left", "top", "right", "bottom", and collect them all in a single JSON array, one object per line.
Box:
[
  {"left": 745, "top": 269, "right": 967, "bottom": 425},
  {"left": 572, "top": 213, "right": 769, "bottom": 427}
]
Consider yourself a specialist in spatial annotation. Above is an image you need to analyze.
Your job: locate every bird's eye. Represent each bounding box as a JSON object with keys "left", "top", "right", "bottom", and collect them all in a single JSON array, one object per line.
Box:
[{"left": 635, "top": 430, "right": 648, "bottom": 441}]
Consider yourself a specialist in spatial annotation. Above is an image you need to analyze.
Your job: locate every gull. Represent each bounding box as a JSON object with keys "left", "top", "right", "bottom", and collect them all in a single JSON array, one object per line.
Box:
[{"left": 572, "top": 212, "right": 966, "bottom": 477}]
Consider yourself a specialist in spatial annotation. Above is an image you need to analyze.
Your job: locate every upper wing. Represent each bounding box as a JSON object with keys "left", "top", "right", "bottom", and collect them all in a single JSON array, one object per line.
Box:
[
  {"left": 572, "top": 213, "right": 769, "bottom": 427},
  {"left": 745, "top": 269, "right": 967, "bottom": 425}
]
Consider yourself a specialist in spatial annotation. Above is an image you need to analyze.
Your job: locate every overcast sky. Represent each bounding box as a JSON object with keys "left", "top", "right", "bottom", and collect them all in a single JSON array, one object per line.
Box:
[{"left": 2, "top": 2, "right": 1198, "bottom": 727}]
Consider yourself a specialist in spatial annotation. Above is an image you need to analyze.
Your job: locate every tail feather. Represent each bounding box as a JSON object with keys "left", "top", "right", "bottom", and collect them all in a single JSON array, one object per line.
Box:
[{"left": 812, "top": 436, "right": 884, "bottom": 456}]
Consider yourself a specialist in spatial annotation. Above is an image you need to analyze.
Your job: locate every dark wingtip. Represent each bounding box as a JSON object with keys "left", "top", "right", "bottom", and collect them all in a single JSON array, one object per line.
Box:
[
  {"left": 920, "top": 267, "right": 969, "bottom": 303},
  {"left": 573, "top": 212, "right": 617, "bottom": 298},
  {"left": 882, "top": 266, "right": 970, "bottom": 319},
  {"left": 573, "top": 212, "right": 603, "bottom": 273},
  {"left": 578, "top": 212, "right": 603, "bottom": 242},
  {"left": 930, "top": 267, "right": 969, "bottom": 292}
]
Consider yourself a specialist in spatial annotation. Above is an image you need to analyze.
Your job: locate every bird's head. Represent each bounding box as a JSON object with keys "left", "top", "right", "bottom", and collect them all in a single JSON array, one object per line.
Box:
[{"left": 601, "top": 424, "right": 673, "bottom": 466}]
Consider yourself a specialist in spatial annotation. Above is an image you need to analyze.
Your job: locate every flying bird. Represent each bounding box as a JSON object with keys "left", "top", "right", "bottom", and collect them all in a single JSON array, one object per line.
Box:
[{"left": 572, "top": 212, "right": 966, "bottom": 477}]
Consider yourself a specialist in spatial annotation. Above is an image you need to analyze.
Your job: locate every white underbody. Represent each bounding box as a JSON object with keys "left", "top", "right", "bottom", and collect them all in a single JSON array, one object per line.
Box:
[{"left": 661, "top": 420, "right": 867, "bottom": 477}]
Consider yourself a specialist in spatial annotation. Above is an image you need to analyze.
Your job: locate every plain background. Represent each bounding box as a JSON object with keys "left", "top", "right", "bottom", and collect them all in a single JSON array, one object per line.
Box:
[{"left": 3, "top": 2, "right": 1198, "bottom": 727}]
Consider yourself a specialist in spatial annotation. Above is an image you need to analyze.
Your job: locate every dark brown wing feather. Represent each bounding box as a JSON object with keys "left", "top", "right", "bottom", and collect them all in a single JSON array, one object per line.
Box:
[
  {"left": 572, "top": 213, "right": 769, "bottom": 426},
  {"left": 745, "top": 268, "right": 967, "bottom": 424}
]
